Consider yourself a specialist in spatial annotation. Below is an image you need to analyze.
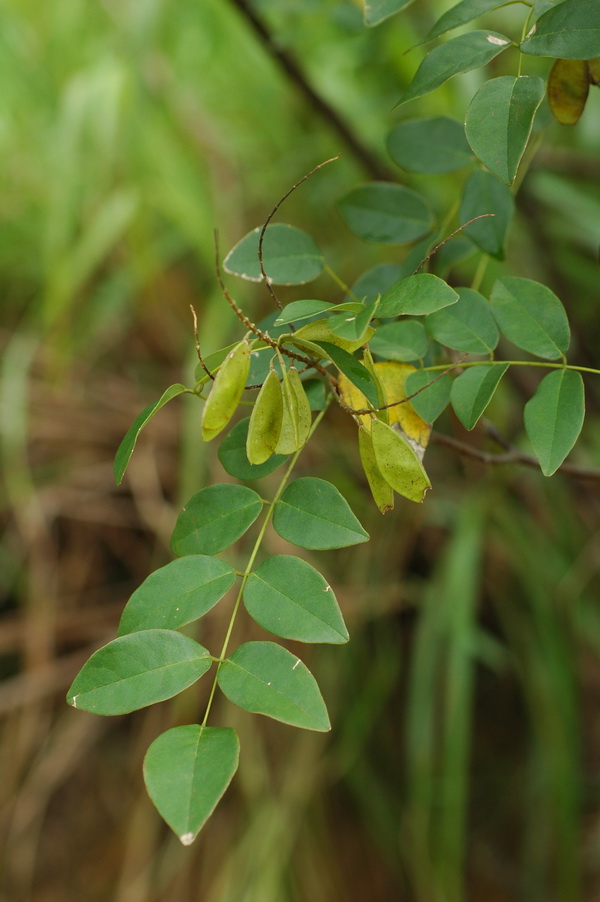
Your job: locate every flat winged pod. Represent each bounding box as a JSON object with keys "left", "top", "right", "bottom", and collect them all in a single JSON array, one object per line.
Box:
[
  {"left": 246, "top": 369, "right": 284, "bottom": 465},
  {"left": 275, "top": 366, "right": 312, "bottom": 454},
  {"left": 201, "top": 340, "right": 250, "bottom": 442}
]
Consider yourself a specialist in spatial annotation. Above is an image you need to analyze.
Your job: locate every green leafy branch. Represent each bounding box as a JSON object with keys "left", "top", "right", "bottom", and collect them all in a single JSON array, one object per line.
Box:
[{"left": 67, "top": 0, "right": 600, "bottom": 845}]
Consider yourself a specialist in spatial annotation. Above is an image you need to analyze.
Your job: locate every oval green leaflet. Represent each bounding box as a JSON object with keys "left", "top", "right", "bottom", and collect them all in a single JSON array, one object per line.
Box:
[{"left": 201, "top": 339, "right": 250, "bottom": 441}]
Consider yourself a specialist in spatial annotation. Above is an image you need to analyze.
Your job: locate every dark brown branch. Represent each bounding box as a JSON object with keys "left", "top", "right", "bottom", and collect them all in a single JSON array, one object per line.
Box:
[
  {"left": 228, "top": 0, "right": 393, "bottom": 181},
  {"left": 431, "top": 431, "right": 600, "bottom": 482}
]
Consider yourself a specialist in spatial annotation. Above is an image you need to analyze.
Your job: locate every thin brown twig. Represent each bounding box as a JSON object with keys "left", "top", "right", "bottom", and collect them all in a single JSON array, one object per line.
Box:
[
  {"left": 342, "top": 357, "right": 466, "bottom": 417},
  {"left": 430, "top": 431, "right": 600, "bottom": 482},
  {"left": 413, "top": 214, "right": 496, "bottom": 274},
  {"left": 258, "top": 154, "right": 341, "bottom": 314},
  {"left": 189, "top": 304, "right": 215, "bottom": 380}
]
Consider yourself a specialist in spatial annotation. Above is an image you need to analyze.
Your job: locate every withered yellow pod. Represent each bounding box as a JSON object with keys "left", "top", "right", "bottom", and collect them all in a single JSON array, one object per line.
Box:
[
  {"left": 246, "top": 368, "right": 284, "bottom": 465},
  {"left": 548, "top": 59, "right": 589, "bottom": 125},
  {"left": 201, "top": 340, "right": 250, "bottom": 441},
  {"left": 275, "top": 366, "right": 312, "bottom": 455}
]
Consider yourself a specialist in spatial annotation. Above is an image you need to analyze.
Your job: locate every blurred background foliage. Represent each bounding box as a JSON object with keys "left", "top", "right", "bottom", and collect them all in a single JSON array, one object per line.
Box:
[{"left": 1, "top": 0, "right": 600, "bottom": 900}]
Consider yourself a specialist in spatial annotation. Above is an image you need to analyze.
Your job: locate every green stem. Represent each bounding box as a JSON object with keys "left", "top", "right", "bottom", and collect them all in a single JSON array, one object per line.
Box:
[
  {"left": 420, "top": 359, "right": 600, "bottom": 377},
  {"left": 201, "top": 406, "right": 328, "bottom": 727},
  {"left": 470, "top": 254, "right": 489, "bottom": 292},
  {"left": 324, "top": 262, "right": 358, "bottom": 301}
]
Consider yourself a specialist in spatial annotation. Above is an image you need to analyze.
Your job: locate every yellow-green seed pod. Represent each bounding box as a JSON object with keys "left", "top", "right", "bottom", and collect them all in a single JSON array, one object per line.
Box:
[
  {"left": 358, "top": 425, "right": 394, "bottom": 514},
  {"left": 275, "top": 366, "right": 312, "bottom": 454},
  {"left": 201, "top": 340, "right": 250, "bottom": 441},
  {"left": 371, "top": 417, "right": 431, "bottom": 504},
  {"left": 246, "top": 369, "right": 284, "bottom": 465}
]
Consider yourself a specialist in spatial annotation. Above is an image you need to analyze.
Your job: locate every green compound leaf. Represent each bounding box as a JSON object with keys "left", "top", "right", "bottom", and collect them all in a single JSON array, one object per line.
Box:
[
  {"left": 66, "top": 630, "right": 212, "bottom": 715},
  {"left": 460, "top": 170, "right": 515, "bottom": 259},
  {"left": 337, "top": 182, "right": 434, "bottom": 244},
  {"left": 425, "top": 0, "right": 509, "bottom": 42},
  {"left": 450, "top": 363, "right": 509, "bottom": 430},
  {"left": 144, "top": 725, "right": 239, "bottom": 846},
  {"left": 364, "top": 0, "right": 415, "bottom": 27},
  {"left": 244, "top": 555, "right": 349, "bottom": 644},
  {"left": 396, "top": 31, "right": 512, "bottom": 106},
  {"left": 387, "top": 117, "right": 473, "bottom": 173},
  {"left": 524, "top": 369, "right": 585, "bottom": 475},
  {"left": 223, "top": 224, "right": 324, "bottom": 285},
  {"left": 171, "top": 484, "right": 263, "bottom": 556},
  {"left": 318, "top": 341, "right": 381, "bottom": 409},
  {"left": 489, "top": 276, "right": 570, "bottom": 359},
  {"left": 370, "top": 320, "right": 429, "bottom": 362},
  {"left": 425, "top": 287, "right": 499, "bottom": 353},
  {"left": 378, "top": 273, "right": 459, "bottom": 318},
  {"left": 465, "top": 76, "right": 546, "bottom": 185},
  {"left": 358, "top": 425, "right": 395, "bottom": 513},
  {"left": 118, "top": 556, "right": 236, "bottom": 636},
  {"left": 114, "top": 384, "right": 187, "bottom": 485},
  {"left": 521, "top": 0, "right": 600, "bottom": 60},
  {"left": 218, "top": 417, "right": 287, "bottom": 480},
  {"left": 405, "top": 369, "right": 453, "bottom": 423},
  {"left": 217, "top": 641, "right": 331, "bottom": 732},
  {"left": 273, "top": 477, "right": 369, "bottom": 549},
  {"left": 371, "top": 418, "right": 431, "bottom": 503}
]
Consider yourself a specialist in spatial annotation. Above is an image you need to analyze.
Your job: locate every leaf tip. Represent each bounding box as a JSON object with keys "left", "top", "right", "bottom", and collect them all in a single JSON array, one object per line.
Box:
[
  {"left": 68, "top": 694, "right": 78, "bottom": 708},
  {"left": 179, "top": 832, "right": 195, "bottom": 846}
]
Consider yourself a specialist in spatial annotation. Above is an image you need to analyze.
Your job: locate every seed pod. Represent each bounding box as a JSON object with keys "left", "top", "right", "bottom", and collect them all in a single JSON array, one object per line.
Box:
[
  {"left": 371, "top": 417, "right": 431, "bottom": 504},
  {"left": 275, "top": 366, "right": 312, "bottom": 454},
  {"left": 358, "top": 425, "right": 394, "bottom": 514},
  {"left": 246, "top": 369, "right": 284, "bottom": 465},
  {"left": 548, "top": 59, "right": 589, "bottom": 125},
  {"left": 201, "top": 340, "right": 250, "bottom": 441}
]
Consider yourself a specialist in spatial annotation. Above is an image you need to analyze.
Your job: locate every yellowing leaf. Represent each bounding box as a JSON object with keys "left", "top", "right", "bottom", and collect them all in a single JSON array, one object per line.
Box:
[
  {"left": 371, "top": 418, "right": 431, "bottom": 503},
  {"left": 548, "top": 59, "right": 590, "bottom": 125},
  {"left": 338, "top": 361, "right": 431, "bottom": 460},
  {"left": 376, "top": 362, "right": 431, "bottom": 460}
]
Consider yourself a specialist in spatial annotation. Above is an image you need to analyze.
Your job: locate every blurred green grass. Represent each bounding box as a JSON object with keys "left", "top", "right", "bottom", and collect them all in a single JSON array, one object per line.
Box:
[{"left": 2, "top": 1, "right": 600, "bottom": 900}]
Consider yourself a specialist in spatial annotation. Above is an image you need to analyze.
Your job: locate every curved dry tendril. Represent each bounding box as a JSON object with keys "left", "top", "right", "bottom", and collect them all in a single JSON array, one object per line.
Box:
[
  {"left": 189, "top": 304, "right": 215, "bottom": 381},
  {"left": 257, "top": 154, "right": 342, "bottom": 314},
  {"left": 413, "top": 214, "right": 495, "bottom": 274}
]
